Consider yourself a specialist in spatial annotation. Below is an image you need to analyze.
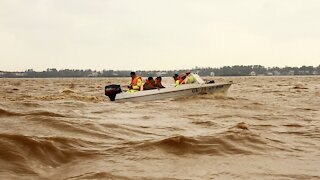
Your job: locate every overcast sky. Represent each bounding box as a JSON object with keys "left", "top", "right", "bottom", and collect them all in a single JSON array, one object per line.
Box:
[{"left": 0, "top": 0, "right": 319, "bottom": 71}]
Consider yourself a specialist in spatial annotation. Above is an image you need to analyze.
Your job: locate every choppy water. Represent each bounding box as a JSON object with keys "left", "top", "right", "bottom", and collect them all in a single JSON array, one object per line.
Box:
[{"left": 0, "top": 76, "right": 319, "bottom": 179}]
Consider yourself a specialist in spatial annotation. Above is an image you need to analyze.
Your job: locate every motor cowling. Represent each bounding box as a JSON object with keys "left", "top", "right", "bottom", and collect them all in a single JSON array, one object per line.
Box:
[{"left": 105, "top": 84, "right": 122, "bottom": 101}]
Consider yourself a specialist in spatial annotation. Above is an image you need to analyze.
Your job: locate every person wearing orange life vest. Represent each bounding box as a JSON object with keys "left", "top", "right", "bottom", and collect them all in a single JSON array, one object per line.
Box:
[
  {"left": 155, "top": 76, "right": 165, "bottom": 89},
  {"left": 127, "top": 72, "right": 142, "bottom": 92},
  {"left": 143, "top": 77, "right": 156, "bottom": 90},
  {"left": 173, "top": 74, "right": 184, "bottom": 87}
]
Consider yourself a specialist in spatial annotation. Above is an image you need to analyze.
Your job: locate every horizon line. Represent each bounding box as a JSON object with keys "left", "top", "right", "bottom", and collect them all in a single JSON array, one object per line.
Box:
[{"left": 1, "top": 64, "right": 320, "bottom": 72}]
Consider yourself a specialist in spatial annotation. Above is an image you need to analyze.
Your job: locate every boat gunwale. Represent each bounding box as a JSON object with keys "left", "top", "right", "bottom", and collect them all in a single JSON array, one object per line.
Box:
[{"left": 115, "top": 83, "right": 232, "bottom": 100}]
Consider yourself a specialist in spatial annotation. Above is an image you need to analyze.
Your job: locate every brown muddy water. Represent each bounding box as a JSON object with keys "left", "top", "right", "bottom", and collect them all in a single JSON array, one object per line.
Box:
[{"left": 0, "top": 76, "right": 319, "bottom": 179}]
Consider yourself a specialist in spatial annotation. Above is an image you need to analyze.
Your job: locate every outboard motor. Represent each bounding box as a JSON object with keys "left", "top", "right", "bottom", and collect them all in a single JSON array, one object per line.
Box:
[{"left": 105, "top": 84, "right": 122, "bottom": 101}]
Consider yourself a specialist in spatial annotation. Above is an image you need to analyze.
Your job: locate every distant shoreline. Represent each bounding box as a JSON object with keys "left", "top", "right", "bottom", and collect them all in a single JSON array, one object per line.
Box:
[
  {"left": 1, "top": 75, "right": 319, "bottom": 79},
  {"left": 1, "top": 65, "right": 319, "bottom": 78}
]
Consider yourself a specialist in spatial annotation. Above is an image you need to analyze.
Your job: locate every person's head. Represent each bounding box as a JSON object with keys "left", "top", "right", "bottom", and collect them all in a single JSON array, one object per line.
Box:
[
  {"left": 173, "top": 74, "right": 179, "bottom": 78},
  {"left": 147, "top": 77, "right": 153, "bottom": 81},
  {"left": 173, "top": 74, "right": 179, "bottom": 80},
  {"left": 156, "top": 76, "right": 162, "bottom": 81},
  {"left": 186, "top": 71, "right": 191, "bottom": 75},
  {"left": 130, "top": 72, "right": 136, "bottom": 77}
]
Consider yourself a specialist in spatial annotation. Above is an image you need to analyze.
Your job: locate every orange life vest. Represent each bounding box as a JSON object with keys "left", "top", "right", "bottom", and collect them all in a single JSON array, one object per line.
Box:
[
  {"left": 175, "top": 76, "right": 184, "bottom": 84},
  {"left": 130, "top": 76, "right": 142, "bottom": 91},
  {"left": 143, "top": 79, "right": 156, "bottom": 90},
  {"left": 131, "top": 76, "right": 142, "bottom": 86},
  {"left": 144, "top": 79, "right": 155, "bottom": 86}
]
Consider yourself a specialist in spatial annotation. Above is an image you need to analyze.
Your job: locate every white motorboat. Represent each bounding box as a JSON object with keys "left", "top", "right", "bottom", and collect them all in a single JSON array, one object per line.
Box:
[{"left": 105, "top": 74, "right": 232, "bottom": 102}]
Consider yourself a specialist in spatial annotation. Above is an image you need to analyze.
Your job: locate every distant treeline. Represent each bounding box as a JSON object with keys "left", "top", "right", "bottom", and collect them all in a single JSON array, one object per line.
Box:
[{"left": 1, "top": 65, "right": 319, "bottom": 78}]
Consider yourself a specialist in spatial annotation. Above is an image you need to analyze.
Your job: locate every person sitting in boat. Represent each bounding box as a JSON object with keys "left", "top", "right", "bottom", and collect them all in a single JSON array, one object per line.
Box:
[
  {"left": 143, "top": 77, "right": 156, "bottom": 90},
  {"left": 173, "top": 74, "right": 184, "bottom": 87},
  {"left": 155, "top": 76, "right": 165, "bottom": 89},
  {"left": 127, "top": 72, "right": 142, "bottom": 92},
  {"left": 183, "top": 71, "right": 196, "bottom": 84}
]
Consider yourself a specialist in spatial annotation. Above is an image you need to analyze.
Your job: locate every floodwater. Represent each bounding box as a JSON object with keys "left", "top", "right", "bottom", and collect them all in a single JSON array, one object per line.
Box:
[{"left": 0, "top": 76, "right": 319, "bottom": 179}]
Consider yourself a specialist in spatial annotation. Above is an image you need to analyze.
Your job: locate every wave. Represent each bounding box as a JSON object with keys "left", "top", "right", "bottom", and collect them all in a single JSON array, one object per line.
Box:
[
  {"left": 38, "top": 94, "right": 102, "bottom": 102},
  {"left": 136, "top": 123, "right": 284, "bottom": 155},
  {"left": 20, "top": 102, "right": 41, "bottom": 107},
  {"left": 191, "top": 120, "right": 217, "bottom": 127},
  {"left": 292, "top": 85, "right": 309, "bottom": 90},
  {"left": 0, "top": 108, "right": 65, "bottom": 117},
  {"left": 27, "top": 110, "right": 66, "bottom": 117},
  {"left": 0, "top": 133, "right": 97, "bottom": 176},
  {"left": 26, "top": 117, "right": 123, "bottom": 141},
  {"left": 64, "top": 171, "right": 133, "bottom": 180},
  {"left": 61, "top": 89, "right": 76, "bottom": 94},
  {"left": 0, "top": 108, "right": 22, "bottom": 117},
  {"left": 294, "top": 107, "right": 318, "bottom": 112}
]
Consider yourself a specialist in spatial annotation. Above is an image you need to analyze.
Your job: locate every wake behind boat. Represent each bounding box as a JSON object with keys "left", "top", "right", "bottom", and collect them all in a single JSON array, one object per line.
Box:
[{"left": 105, "top": 73, "right": 232, "bottom": 102}]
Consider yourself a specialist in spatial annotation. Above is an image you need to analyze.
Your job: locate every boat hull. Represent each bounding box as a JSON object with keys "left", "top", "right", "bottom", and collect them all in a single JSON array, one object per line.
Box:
[{"left": 113, "top": 83, "right": 231, "bottom": 102}]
